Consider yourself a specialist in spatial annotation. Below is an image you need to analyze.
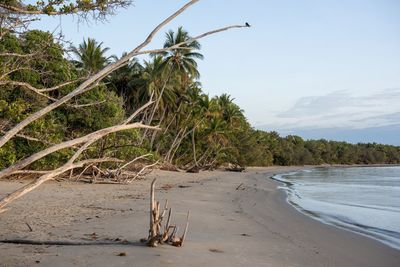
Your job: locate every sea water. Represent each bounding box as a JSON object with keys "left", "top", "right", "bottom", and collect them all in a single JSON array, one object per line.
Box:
[{"left": 272, "top": 166, "right": 400, "bottom": 250}]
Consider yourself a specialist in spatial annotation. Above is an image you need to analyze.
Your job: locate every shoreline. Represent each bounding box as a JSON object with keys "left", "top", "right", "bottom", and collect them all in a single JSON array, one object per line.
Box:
[
  {"left": 0, "top": 166, "right": 399, "bottom": 266},
  {"left": 271, "top": 167, "right": 400, "bottom": 251},
  {"left": 304, "top": 163, "right": 400, "bottom": 169}
]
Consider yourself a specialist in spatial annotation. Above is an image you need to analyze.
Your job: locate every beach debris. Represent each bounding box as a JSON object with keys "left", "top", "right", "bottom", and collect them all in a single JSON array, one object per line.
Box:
[
  {"left": 225, "top": 164, "right": 246, "bottom": 172},
  {"left": 209, "top": 248, "right": 224, "bottom": 253},
  {"left": 186, "top": 165, "right": 200, "bottom": 173},
  {"left": 235, "top": 183, "right": 244, "bottom": 190},
  {"left": 161, "top": 184, "right": 174, "bottom": 191},
  {"left": 116, "top": 252, "right": 127, "bottom": 257},
  {"left": 82, "top": 232, "right": 98, "bottom": 240},
  {"left": 160, "top": 163, "right": 180, "bottom": 172},
  {"left": 143, "top": 179, "right": 190, "bottom": 248},
  {"left": 25, "top": 222, "right": 33, "bottom": 232}
]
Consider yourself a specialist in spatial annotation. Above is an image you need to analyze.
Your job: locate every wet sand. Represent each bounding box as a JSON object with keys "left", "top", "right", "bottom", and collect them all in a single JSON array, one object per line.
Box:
[{"left": 0, "top": 167, "right": 399, "bottom": 266}]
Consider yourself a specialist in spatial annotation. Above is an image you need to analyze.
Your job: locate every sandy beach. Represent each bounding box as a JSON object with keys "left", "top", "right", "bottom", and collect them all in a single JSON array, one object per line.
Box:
[{"left": 0, "top": 166, "right": 399, "bottom": 267}]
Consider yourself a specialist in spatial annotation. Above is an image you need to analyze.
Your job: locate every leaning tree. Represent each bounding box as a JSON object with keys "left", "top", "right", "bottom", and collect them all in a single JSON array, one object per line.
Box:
[{"left": 0, "top": 0, "right": 249, "bottom": 213}]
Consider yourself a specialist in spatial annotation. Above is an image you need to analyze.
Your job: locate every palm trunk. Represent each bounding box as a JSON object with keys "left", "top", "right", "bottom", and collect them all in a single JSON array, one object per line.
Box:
[
  {"left": 197, "top": 147, "right": 211, "bottom": 167},
  {"left": 165, "top": 128, "right": 185, "bottom": 162},
  {"left": 140, "top": 66, "right": 174, "bottom": 145},
  {"left": 149, "top": 107, "right": 167, "bottom": 149},
  {"left": 168, "top": 127, "right": 188, "bottom": 163},
  {"left": 166, "top": 110, "right": 196, "bottom": 163},
  {"left": 191, "top": 127, "right": 197, "bottom": 166}
]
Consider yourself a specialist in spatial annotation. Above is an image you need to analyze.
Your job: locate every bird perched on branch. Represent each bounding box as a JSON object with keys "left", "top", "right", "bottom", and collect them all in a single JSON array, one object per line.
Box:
[{"left": 245, "top": 22, "right": 251, "bottom": 27}]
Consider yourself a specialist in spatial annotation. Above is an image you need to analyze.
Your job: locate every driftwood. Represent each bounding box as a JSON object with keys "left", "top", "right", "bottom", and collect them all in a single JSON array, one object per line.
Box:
[
  {"left": 74, "top": 154, "right": 158, "bottom": 184},
  {"left": 1, "top": 179, "right": 191, "bottom": 246},
  {"left": 225, "top": 167, "right": 245, "bottom": 172},
  {"left": 0, "top": 123, "right": 158, "bottom": 180},
  {"left": 160, "top": 163, "right": 180, "bottom": 172},
  {"left": 225, "top": 164, "right": 246, "bottom": 172},
  {"left": 143, "top": 179, "right": 190, "bottom": 247}
]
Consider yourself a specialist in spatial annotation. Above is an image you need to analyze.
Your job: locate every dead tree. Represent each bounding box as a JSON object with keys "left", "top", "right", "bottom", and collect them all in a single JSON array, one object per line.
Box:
[
  {"left": 0, "top": 95, "right": 160, "bottom": 212},
  {"left": 143, "top": 179, "right": 190, "bottom": 247}
]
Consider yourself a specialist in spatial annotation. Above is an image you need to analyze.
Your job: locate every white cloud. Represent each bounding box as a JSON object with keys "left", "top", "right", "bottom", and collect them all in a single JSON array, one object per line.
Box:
[{"left": 261, "top": 88, "right": 400, "bottom": 129}]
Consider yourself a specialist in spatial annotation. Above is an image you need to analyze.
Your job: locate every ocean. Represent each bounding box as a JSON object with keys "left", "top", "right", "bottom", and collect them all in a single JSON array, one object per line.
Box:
[{"left": 272, "top": 166, "right": 400, "bottom": 250}]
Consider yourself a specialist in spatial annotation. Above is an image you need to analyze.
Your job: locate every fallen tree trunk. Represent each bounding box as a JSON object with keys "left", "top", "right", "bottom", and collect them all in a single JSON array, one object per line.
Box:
[
  {"left": 0, "top": 99, "right": 159, "bottom": 212},
  {"left": 0, "top": 158, "right": 122, "bottom": 213},
  {"left": 0, "top": 123, "right": 159, "bottom": 180}
]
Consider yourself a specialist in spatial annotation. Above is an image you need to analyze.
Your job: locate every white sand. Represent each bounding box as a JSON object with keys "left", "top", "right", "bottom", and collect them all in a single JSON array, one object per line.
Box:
[{"left": 0, "top": 167, "right": 399, "bottom": 266}]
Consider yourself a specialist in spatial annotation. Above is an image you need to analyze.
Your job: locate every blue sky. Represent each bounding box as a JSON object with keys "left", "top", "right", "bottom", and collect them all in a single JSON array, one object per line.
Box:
[{"left": 31, "top": 0, "right": 400, "bottom": 144}]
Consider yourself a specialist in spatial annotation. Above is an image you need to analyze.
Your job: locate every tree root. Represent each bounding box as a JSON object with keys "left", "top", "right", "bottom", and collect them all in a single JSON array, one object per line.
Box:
[{"left": 143, "top": 179, "right": 190, "bottom": 247}]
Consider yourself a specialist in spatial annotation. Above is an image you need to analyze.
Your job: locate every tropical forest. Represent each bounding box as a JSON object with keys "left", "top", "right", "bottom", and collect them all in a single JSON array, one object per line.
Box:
[
  {"left": 1, "top": 0, "right": 400, "bottom": 188},
  {"left": 1, "top": 27, "right": 400, "bottom": 174}
]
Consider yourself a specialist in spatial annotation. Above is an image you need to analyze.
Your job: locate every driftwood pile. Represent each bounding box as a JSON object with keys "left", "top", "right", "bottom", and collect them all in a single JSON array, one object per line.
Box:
[
  {"left": 72, "top": 156, "right": 159, "bottom": 184},
  {"left": 141, "top": 179, "right": 190, "bottom": 247}
]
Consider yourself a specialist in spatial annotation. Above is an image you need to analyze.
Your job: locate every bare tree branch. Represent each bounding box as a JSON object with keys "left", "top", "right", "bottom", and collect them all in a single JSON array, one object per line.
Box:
[
  {"left": 68, "top": 100, "right": 106, "bottom": 108},
  {"left": 0, "top": 52, "right": 38, "bottom": 58},
  {"left": 37, "top": 78, "right": 86, "bottom": 92},
  {"left": 134, "top": 24, "right": 248, "bottom": 58},
  {"left": 119, "top": 153, "right": 152, "bottom": 170},
  {"left": 128, "top": 160, "right": 159, "bottom": 183},
  {"left": 0, "top": 123, "right": 160, "bottom": 179},
  {"left": 0, "top": 130, "right": 54, "bottom": 145},
  {"left": 0, "top": 66, "right": 83, "bottom": 95},
  {"left": 0, "top": 67, "right": 36, "bottom": 80},
  {"left": 10, "top": 170, "right": 50, "bottom": 175},
  {"left": 0, "top": 100, "right": 157, "bottom": 210},
  {"left": 0, "top": 0, "right": 249, "bottom": 148},
  {"left": 0, "top": 80, "right": 58, "bottom": 101},
  {"left": 124, "top": 100, "right": 155, "bottom": 124}
]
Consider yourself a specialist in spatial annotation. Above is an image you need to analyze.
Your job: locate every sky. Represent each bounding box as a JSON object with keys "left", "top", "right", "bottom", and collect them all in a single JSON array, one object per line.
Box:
[{"left": 31, "top": 0, "right": 400, "bottom": 145}]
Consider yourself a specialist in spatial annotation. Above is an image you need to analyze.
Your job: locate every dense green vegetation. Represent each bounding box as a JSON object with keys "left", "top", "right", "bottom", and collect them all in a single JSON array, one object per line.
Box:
[
  {"left": 246, "top": 131, "right": 400, "bottom": 166},
  {"left": 1, "top": 27, "right": 399, "bottom": 171}
]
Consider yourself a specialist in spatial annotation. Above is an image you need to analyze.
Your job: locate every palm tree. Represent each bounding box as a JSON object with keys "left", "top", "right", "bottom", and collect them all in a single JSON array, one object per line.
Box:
[
  {"left": 217, "top": 94, "right": 245, "bottom": 128},
  {"left": 138, "top": 56, "right": 178, "bottom": 146},
  {"left": 143, "top": 28, "right": 204, "bottom": 146},
  {"left": 159, "top": 26, "right": 204, "bottom": 82},
  {"left": 140, "top": 56, "right": 177, "bottom": 109},
  {"left": 147, "top": 27, "right": 204, "bottom": 124},
  {"left": 71, "top": 38, "right": 114, "bottom": 73},
  {"left": 108, "top": 53, "right": 143, "bottom": 111}
]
